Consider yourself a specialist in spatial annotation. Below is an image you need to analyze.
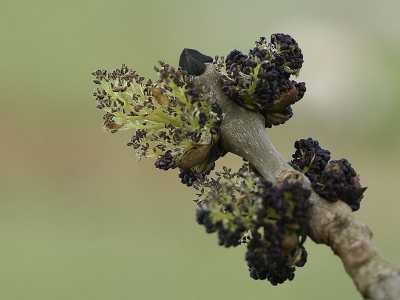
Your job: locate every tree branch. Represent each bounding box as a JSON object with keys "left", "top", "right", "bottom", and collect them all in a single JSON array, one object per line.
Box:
[{"left": 197, "top": 63, "right": 400, "bottom": 300}]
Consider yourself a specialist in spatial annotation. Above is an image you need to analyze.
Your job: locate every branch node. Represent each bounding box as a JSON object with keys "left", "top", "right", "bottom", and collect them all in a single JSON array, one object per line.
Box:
[
  {"left": 347, "top": 240, "right": 373, "bottom": 267},
  {"left": 277, "top": 169, "right": 304, "bottom": 185}
]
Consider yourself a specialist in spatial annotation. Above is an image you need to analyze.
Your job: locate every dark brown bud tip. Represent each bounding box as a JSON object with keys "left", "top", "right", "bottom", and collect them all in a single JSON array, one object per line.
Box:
[
  {"left": 349, "top": 187, "right": 368, "bottom": 203},
  {"left": 179, "top": 48, "right": 213, "bottom": 76}
]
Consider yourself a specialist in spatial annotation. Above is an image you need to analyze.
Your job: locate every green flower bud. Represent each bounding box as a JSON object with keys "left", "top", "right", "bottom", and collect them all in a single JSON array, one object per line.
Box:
[{"left": 92, "top": 62, "right": 222, "bottom": 174}]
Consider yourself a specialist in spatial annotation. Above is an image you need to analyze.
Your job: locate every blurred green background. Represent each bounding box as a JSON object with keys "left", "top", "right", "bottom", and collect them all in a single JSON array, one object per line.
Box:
[{"left": 1, "top": 0, "right": 400, "bottom": 299}]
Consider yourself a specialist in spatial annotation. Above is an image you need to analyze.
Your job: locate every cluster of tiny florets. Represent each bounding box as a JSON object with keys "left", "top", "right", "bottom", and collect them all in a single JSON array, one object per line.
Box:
[
  {"left": 270, "top": 33, "right": 304, "bottom": 69},
  {"left": 178, "top": 162, "right": 215, "bottom": 187},
  {"left": 246, "top": 232, "right": 308, "bottom": 285},
  {"left": 290, "top": 137, "right": 331, "bottom": 182},
  {"left": 92, "top": 62, "right": 223, "bottom": 183},
  {"left": 290, "top": 138, "right": 366, "bottom": 211},
  {"left": 216, "top": 33, "right": 306, "bottom": 127},
  {"left": 194, "top": 164, "right": 311, "bottom": 285},
  {"left": 312, "top": 159, "right": 366, "bottom": 211}
]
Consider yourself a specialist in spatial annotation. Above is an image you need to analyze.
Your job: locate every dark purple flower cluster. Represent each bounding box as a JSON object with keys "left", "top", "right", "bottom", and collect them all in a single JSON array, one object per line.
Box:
[
  {"left": 246, "top": 177, "right": 310, "bottom": 284},
  {"left": 270, "top": 33, "right": 304, "bottom": 69},
  {"left": 293, "top": 81, "right": 306, "bottom": 100},
  {"left": 255, "top": 178, "right": 289, "bottom": 218},
  {"left": 216, "top": 33, "right": 306, "bottom": 128},
  {"left": 225, "top": 49, "right": 249, "bottom": 75},
  {"left": 195, "top": 165, "right": 311, "bottom": 285},
  {"left": 196, "top": 208, "right": 219, "bottom": 234},
  {"left": 246, "top": 230, "right": 294, "bottom": 284},
  {"left": 253, "top": 59, "right": 293, "bottom": 109},
  {"left": 179, "top": 162, "right": 215, "bottom": 187},
  {"left": 290, "top": 137, "right": 331, "bottom": 182},
  {"left": 220, "top": 49, "right": 250, "bottom": 102},
  {"left": 196, "top": 204, "right": 248, "bottom": 247},
  {"left": 246, "top": 230, "right": 308, "bottom": 285},
  {"left": 312, "top": 159, "right": 366, "bottom": 211},
  {"left": 255, "top": 177, "right": 311, "bottom": 223},
  {"left": 290, "top": 138, "right": 366, "bottom": 211},
  {"left": 154, "top": 150, "right": 174, "bottom": 170}
]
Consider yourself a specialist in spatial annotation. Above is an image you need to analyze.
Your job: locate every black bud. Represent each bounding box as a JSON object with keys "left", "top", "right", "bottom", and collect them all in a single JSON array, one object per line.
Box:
[{"left": 179, "top": 48, "right": 213, "bottom": 76}]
